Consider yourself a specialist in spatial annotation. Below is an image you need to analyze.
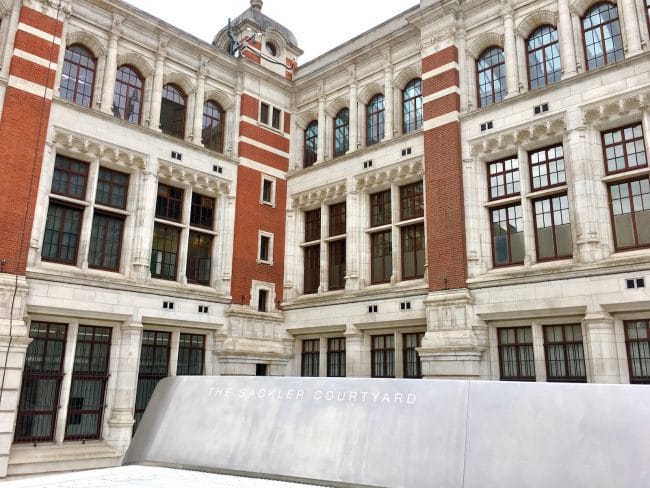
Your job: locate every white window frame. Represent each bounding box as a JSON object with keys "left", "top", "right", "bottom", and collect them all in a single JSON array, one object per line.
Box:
[
  {"left": 257, "top": 230, "right": 274, "bottom": 265},
  {"left": 260, "top": 175, "right": 276, "bottom": 207},
  {"left": 259, "top": 101, "right": 283, "bottom": 132},
  {"left": 251, "top": 279, "right": 276, "bottom": 312}
]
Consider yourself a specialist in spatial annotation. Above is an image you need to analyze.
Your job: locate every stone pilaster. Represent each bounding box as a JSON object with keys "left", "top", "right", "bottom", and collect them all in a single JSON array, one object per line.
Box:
[
  {"left": 557, "top": 0, "right": 577, "bottom": 77},
  {"left": 99, "top": 14, "right": 121, "bottom": 114},
  {"left": 317, "top": 95, "right": 326, "bottom": 163},
  {"left": 131, "top": 166, "right": 158, "bottom": 284},
  {"left": 503, "top": 6, "right": 519, "bottom": 97},
  {"left": 382, "top": 51, "right": 394, "bottom": 140},
  {"left": 147, "top": 39, "right": 166, "bottom": 131},
  {"left": 582, "top": 312, "right": 621, "bottom": 384},
  {"left": 191, "top": 59, "right": 207, "bottom": 146},
  {"left": 619, "top": 0, "right": 642, "bottom": 56},
  {"left": 347, "top": 66, "right": 358, "bottom": 153},
  {"left": 343, "top": 322, "right": 363, "bottom": 377}
]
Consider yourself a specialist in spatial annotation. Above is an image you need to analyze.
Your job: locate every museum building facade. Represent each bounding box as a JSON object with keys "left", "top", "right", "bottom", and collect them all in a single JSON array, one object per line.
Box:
[{"left": 0, "top": 0, "right": 649, "bottom": 478}]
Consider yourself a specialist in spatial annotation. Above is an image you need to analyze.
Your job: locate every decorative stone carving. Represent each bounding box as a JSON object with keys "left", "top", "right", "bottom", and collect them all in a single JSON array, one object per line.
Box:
[
  {"left": 582, "top": 89, "right": 650, "bottom": 126},
  {"left": 291, "top": 181, "right": 347, "bottom": 209},
  {"left": 158, "top": 161, "right": 231, "bottom": 195},
  {"left": 355, "top": 160, "right": 423, "bottom": 192},
  {"left": 53, "top": 129, "right": 146, "bottom": 169}
]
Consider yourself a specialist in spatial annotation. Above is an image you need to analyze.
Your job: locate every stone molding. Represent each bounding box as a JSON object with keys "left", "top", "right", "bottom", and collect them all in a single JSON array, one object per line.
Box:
[
  {"left": 354, "top": 159, "right": 423, "bottom": 192},
  {"left": 581, "top": 88, "right": 650, "bottom": 126},
  {"left": 53, "top": 128, "right": 147, "bottom": 169},
  {"left": 291, "top": 180, "right": 346, "bottom": 210},
  {"left": 158, "top": 161, "right": 231, "bottom": 195}
]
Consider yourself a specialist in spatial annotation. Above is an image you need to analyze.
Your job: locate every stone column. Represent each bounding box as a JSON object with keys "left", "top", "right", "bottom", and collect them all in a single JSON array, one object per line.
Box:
[
  {"left": 283, "top": 207, "right": 298, "bottom": 300},
  {"left": 348, "top": 66, "right": 358, "bottom": 152},
  {"left": 131, "top": 165, "right": 158, "bottom": 284},
  {"left": 344, "top": 322, "right": 363, "bottom": 377},
  {"left": 317, "top": 96, "right": 326, "bottom": 163},
  {"left": 557, "top": 0, "right": 577, "bottom": 77},
  {"left": 503, "top": 6, "right": 519, "bottom": 97},
  {"left": 54, "top": 322, "right": 78, "bottom": 444},
  {"left": 620, "top": 0, "right": 642, "bottom": 56},
  {"left": 99, "top": 15, "right": 122, "bottom": 114},
  {"left": 383, "top": 63, "right": 394, "bottom": 141},
  {"left": 148, "top": 39, "right": 167, "bottom": 132},
  {"left": 345, "top": 185, "right": 361, "bottom": 291},
  {"left": 192, "top": 62, "right": 206, "bottom": 147},
  {"left": 582, "top": 312, "right": 621, "bottom": 383},
  {"left": 105, "top": 319, "right": 143, "bottom": 454}
]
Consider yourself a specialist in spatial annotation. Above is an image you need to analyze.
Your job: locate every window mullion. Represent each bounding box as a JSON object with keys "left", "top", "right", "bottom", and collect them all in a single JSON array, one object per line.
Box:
[{"left": 54, "top": 321, "right": 79, "bottom": 444}]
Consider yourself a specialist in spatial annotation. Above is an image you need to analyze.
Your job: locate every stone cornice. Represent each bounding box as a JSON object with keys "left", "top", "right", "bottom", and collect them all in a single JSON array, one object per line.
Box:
[
  {"left": 291, "top": 180, "right": 347, "bottom": 210},
  {"left": 158, "top": 161, "right": 231, "bottom": 195},
  {"left": 354, "top": 159, "right": 423, "bottom": 192},
  {"left": 582, "top": 87, "right": 650, "bottom": 127}
]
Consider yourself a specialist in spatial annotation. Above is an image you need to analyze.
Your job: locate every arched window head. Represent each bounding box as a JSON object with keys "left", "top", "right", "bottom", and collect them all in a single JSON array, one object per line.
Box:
[
  {"left": 161, "top": 84, "right": 186, "bottom": 138},
  {"left": 304, "top": 121, "right": 318, "bottom": 168},
  {"left": 402, "top": 79, "right": 422, "bottom": 134},
  {"left": 367, "top": 94, "right": 385, "bottom": 146},
  {"left": 477, "top": 47, "right": 506, "bottom": 108},
  {"left": 113, "top": 65, "right": 143, "bottom": 124},
  {"left": 202, "top": 100, "right": 225, "bottom": 153},
  {"left": 527, "top": 26, "right": 561, "bottom": 89},
  {"left": 61, "top": 44, "right": 96, "bottom": 108},
  {"left": 333, "top": 108, "right": 349, "bottom": 158},
  {"left": 582, "top": 3, "right": 623, "bottom": 71}
]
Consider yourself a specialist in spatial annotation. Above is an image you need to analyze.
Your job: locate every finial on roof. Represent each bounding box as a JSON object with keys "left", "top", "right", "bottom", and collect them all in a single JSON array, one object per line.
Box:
[{"left": 251, "top": 0, "right": 263, "bottom": 10}]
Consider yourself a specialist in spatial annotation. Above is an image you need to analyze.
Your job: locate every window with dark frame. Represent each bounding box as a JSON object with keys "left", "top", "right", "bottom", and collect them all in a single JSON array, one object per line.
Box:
[
  {"left": 150, "top": 223, "right": 180, "bottom": 280},
  {"left": 113, "top": 65, "right": 143, "bottom": 124},
  {"left": 304, "top": 121, "right": 318, "bottom": 167},
  {"left": 334, "top": 108, "right": 349, "bottom": 157},
  {"left": 42, "top": 203, "right": 83, "bottom": 264},
  {"left": 305, "top": 209, "right": 321, "bottom": 242},
  {"left": 543, "top": 325, "right": 586, "bottom": 383},
  {"left": 190, "top": 193, "right": 214, "bottom": 229},
  {"left": 301, "top": 339, "right": 320, "bottom": 377},
  {"left": 65, "top": 325, "right": 112, "bottom": 440},
  {"left": 257, "top": 289, "right": 268, "bottom": 312},
  {"left": 60, "top": 44, "right": 96, "bottom": 108},
  {"left": 327, "top": 337, "right": 346, "bottom": 377},
  {"left": 602, "top": 124, "right": 647, "bottom": 174},
  {"left": 328, "top": 240, "right": 346, "bottom": 291},
  {"left": 608, "top": 177, "right": 650, "bottom": 250},
  {"left": 259, "top": 234, "right": 271, "bottom": 262},
  {"left": 400, "top": 181, "right": 424, "bottom": 220},
  {"left": 177, "top": 333, "right": 205, "bottom": 375},
  {"left": 95, "top": 167, "right": 129, "bottom": 209},
  {"left": 582, "top": 3, "right": 624, "bottom": 71},
  {"left": 491, "top": 204, "right": 524, "bottom": 267},
  {"left": 625, "top": 320, "right": 650, "bottom": 384},
  {"left": 88, "top": 212, "right": 124, "bottom": 271},
  {"left": 370, "top": 190, "right": 391, "bottom": 227},
  {"left": 272, "top": 107, "right": 282, "bottom": 130},
  {"left": 401, "top": 223, "right": 425, "bottom": 280},
  {"left": 477, "top": 46, "right": 506, "bottom": 108},
  {"left": 156, "top": 184, "right": 183, "bottom": 221},
  {"left": 134, "top": 330, "right": 170, "bottom": 432},
  {"left": 366, "top": 94, "right": 385, "bottom": 146},
  {"left": 52, "top": 155, "right": 89, "bottom": 199},
  {"left": 14, "top": 322, "right": 67, "bottom": 443},
  {"left": 402, "top": 79, "right": 423, "bottom": 134},
  {"left": 371, "top": 230, "right": 392, "bottom": 284},
  {"left": 529, "top": 145, "right": 566, "bottom": 190},
  {"left": 488, "top": 157, "right": 519, "bottom": 200},
  {"left": 498, "top": 327, "right": 535, "bottom": 381},
  {"left": 403, "top": 332, "right": 424, "bottom": 379},
  {"left": 260, "top": 102, "right": 270, "bottom": 125},
  {"left": 527, "top": 26, "right": 561, "bottom": 90},
  {"left": 186, "top": 232, "right": 212, "bottom": 285},
  {"left": 202, "top": 100, "right": 225, "bottom": 153},
  {"left": 304, "top": 244, "right": 320, "bottom": 294},
  {"left": 329, "top": 202, "right": 346, "bottom": 236},
  {"left": 160, "top": 84, "right": 186, "bottom": 138},
  {"left": 534, "top": 194, "right": 573, "bottom": 261},
  {"left": 371, "top": 334, "right": 395, "bottom": 378}
]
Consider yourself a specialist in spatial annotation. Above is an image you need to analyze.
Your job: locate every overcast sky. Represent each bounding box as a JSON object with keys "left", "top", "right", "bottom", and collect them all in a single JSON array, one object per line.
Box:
[{"left": 123, "top": 0, "right": 416, "bottom": 62}]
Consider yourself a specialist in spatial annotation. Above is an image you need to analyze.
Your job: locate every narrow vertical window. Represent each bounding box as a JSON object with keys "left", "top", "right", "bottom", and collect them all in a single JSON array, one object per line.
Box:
[
  {"left": 582, "top": 3, "right": 624, "bottom": 70},
  {"left": 371, "top": 334, "right": 395, "bottom": 378},
  {"left": 401, "top": 223, "right": 425, "bottom": 279},
  {"left": 328, "top": 240, "right": 346, "bottom": 290},
  {"left": 113, "top": 65, "right": 143, "bottom": 124},
  {"left": 150, "top": 224, "right": 180, "bottom": 280},
  {"left": 259, "top": 234, "right": 272, "bottom": 263},
  {"left": 272, "top": 107, "right": 282, "bottom": 130},
  {"left": 366, "top": 94, "right": 385, "bottom": 146},
  {"left": 491, "top": 204, "right": 524, "bottom": 266},
  {"left": 60, "top": 44, "right": 96, "bottom": 108},
  {"left": 257, "top": 289, "right": 269, "bottom": 312},
  {"left": 371, "top": 230, "right": 392, "bottom": 284},
  {"left": 527, "top": 26, "right": 561, "bottom": 89},
  {"left": 301, "top": 339, "right": 320, "bottom": 377},
  {"left": 42, "top": 204, "right": 83, "bottom": 264},
  {"left": 186, "top": 232, "right": 212, "bottom": 285},
  {"left": 402, "top": 79, "right": 423, "bottom": 133},
  {"left": 304, "top": 121, "right": 318, "bottom": 167},
  {"left": 498, "top": 327, "right": 535, "bottom": 381},
  {"left": 534, "top": 194, "right": 573, "bottom": 260},
  {"left": 333, "top": 108, "right": 349, "bottom": 157},
  {"left": 134, "top": 331, "right": 170, "bottom": 432},
  {"left": 304, "top": 245, "right": 320, "bottom": 294},
  {"left": 477, "top": 47, "right": 506, "bottom": 107},
  {"left": 88, "top": 213, "right": 124, "bottom": 271},
  {"left": 403, "top": 332, "right": 423, "bottom": 378},
  {"left": 625, "top": 320, "right": 650, "bottom": 383},
  {"left": 327, "top": 338, "right": 346, "bottom": 377},
  {"left": 160, "top": 84, "right": 186, "bottom": 138},
  {"left": 608, "top": 178, "right": 650, "bottom": 250},
  {"left": 260, "top": 102, "right": 270, "bottom": 125},
  {"left": 544, "top": 325, "right": 586, "bottom": 382},
  {"left": 177, "top": 334, "right": 205, "bottom": 375},
  {"left": 202, "top": 100, "right": 225, "bottom": 152}
]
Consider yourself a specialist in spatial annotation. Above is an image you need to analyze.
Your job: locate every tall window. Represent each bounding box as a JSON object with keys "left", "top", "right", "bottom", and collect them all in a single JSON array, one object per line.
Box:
[
  {"left": 304, "top": 245, "right": 320, "bottom": 294},
  {"left": 328, "top": 202, "right": 346, "bottom": 291},
  {"left": 366, "top": 94, "right": 385, "bottom": 146},
  {"left": 160, "top": 84, "right": 186, "bottom": 138},
  {"left": 527, "top": 26, "right": 561, "bottom": 89},
  {"left": 371, "top": 335, "right": 395, "bottom": 378},
  {"left": 177, "top": 334, "right": 205, "bottom": 375},
  {"left": 202, "top": 100, "right": 225, "bottom": 152},
  {"left": 402, "top": 79, "right": 423, "bottom": 133},
  {"left": 65, "top": 326, "right": 112, "bottom": 440},
  {"left": 530, "top": 145, "right": 565, "bottom": 190},
  {"left": 477, "top": 47, "right": 506, "bottom": 107},
  {"left": 370, "top": 190, "right": 392, "bottom": 284},
  {"left": 582, "top": 3, "right": 624, "bottom": 70},
  {"left": 327, "top": 338, "right": 346, "bottom": 377},
  {"left": 301, "top": 339, "right": 320, "bottom": 376},
  {"left": 333, "top": 108, "right": 349, "bottom": 157},
  {"left": 608, "top": 178, "right": 650, "bottom": 250},
  {"left": 491, "top": 204, "right": 524, "bottom": 266},
  {"left": 401, "top": 224, "right": 425, "bottom": 280},
  {"left": 14, "top": 322, "right": 67, "bottom": 443},
  {"left": 534, "top": 194, "right": 573, "bottom": 261},
  {"left": 488, "top": 157, "right": 520, "bottom": 200},
  {"left": 498, "top": 327, "right": 535, "bottom": 381},
  {"left": 60, "top": 44, "right": 95, "bottom": 108},
  {"left": 625, "top": 320, "right": 650, "bottom": 384},
  {"left": 304, "top": 121, "right": 318, "bottom": 167},
  {"left": 186, "top": 232, "right": 212, "bottom": 285},
  {"left": 403, "top": 332, "right": 423, "bottom": 379},
  {"left": 113, "top": 65, "right": 143, "bottom": 124},
  {"left": 544, "top": 325, "right": 586, "bottom": 382},
  {"left": 134, "top": 331, "right": 170, "bottom": 432}
]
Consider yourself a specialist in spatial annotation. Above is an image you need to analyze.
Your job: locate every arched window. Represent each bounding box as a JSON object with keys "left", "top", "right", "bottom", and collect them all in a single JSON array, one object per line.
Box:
[
  {"left": 161, "top": 84, "right": 186, "bottom": 138},
  {"left": 113, "top": 65, "right": 143, "bottom": 124},
  {"left": 304, "top": 121, "right": 318, "bottom": 167},
  {"left": 202, "top": 100, "right": 225, "bottom": 153},
  {"left": 60, "top": 44, "right": 96, "bottom": 108},
  {"left": 402, "top": 79, "right": 422, "bottom": 134},
  {"left": 582, "top": 3, "right": 623, "bottom": 71},
  {"left": 333, "top": 108, "right": 349, "bottom": 157},
  {"left": 527, "top": 26, "right": 561, "bottom": 89},
  {"left": 367, "top": 94, "right": 385, "bottom": 146},
  {"left": 477, "top": 47, "right": 506, "bottom": 108}
]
